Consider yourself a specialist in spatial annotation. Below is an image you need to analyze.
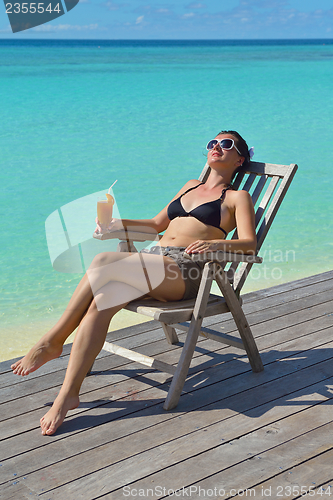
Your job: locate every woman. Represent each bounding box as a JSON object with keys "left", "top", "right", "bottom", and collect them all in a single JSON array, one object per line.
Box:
[{"left": 11, "top": 130, "right": 256, "bottom": 435}]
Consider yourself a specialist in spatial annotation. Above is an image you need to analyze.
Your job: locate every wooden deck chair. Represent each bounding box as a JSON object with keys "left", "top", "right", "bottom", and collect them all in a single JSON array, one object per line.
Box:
[{"left": 94, "top": 160, "right": 298, "bottom": 410}]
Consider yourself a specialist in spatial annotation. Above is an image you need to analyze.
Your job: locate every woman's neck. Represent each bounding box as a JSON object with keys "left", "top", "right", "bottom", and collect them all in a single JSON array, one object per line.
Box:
[{"left": 204, "top": 169, "right": 232, "bottom": 189}]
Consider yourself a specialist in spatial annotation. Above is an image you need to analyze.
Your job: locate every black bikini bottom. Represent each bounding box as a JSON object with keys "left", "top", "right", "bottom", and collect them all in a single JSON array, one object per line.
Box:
[{"left": 142, "top": 246, "right": 205, "bottom": 300}]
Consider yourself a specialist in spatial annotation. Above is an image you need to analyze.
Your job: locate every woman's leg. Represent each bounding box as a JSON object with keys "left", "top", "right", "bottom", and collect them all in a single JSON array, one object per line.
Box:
[
  {"left": 11, "top": 250, "right": 143, "bottom": 376},
  {"left": 39, "top": 256, "right": 186, "bottom": 435},
  {"left": 11, "top": 272, "right": 95, "bottom": 376},
  {"left": 40, "top": 282, "right": 130, "bottom": 435}
]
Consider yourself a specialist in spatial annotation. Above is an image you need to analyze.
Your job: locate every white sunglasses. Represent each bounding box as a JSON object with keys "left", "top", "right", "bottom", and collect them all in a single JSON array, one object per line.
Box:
[{"left": 206, "top": 138, "right": 241, "bottom": 156}]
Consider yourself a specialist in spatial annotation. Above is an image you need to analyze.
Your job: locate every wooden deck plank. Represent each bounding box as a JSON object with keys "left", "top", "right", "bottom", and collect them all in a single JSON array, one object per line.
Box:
[
  {"left": 0, "top": 481, "right": 37, "bottom": 500},
  {"left": 232, "top": 449, "right": 333, "bottom": 499},
  {"left": 2, "top": 289, "right": 332, "bottom": 427},
  {"left": 1, "top": 306, "right": 332, "bottom": 445},
  {"left": 195, "top": 408, "right": 333, "bottom": 500},
  {"left": 0, "top": 271, "right": 332, "bottom": 500},
  {"left": 1, "top": 338, "right": 332, "bottom": 476},
  {"left": 241, "top": 270, "right": 333, "bottom": 303},
  {"left": 107, "top": 402, "right": 333, "bottom": 500},
  {"left": 1, "top": 280, "right": 332, "bottom": 405},
  {"left": 1, "top": 333, "right": 333, "bottom": 494},
  {"left": 32, "top": 389, "right": 333, "bottom": 499},
  {"left": 0, "top": 326, "right": 329, "bottom": 462},
  {"left": 206, "top": 285, "right": 333, "bottom": 335},
  {"left": 0, "top": 294, "right": 331, "bottom": 444},
  {"left": 1, "top": 274, "right": 331, "bottom": 404}
]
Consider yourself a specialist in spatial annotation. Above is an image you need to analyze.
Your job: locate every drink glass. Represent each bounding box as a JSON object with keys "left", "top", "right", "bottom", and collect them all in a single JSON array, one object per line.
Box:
[{"left": 97, "top": 199, "right": 113, "bottom": 229}]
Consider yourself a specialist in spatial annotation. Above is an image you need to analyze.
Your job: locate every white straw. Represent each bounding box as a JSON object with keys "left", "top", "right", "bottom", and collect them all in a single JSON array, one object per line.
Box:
[{"left": 108, "top": 180, "right": 118, "bottom": 194}]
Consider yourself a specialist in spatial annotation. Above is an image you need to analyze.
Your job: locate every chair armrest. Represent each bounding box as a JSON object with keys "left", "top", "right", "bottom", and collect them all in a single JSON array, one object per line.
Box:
[
  {"left": 93, "top": 230, "right": 161, "bottom": 242},
  {"left": 185, "top": 251, "right": 263, "bottom": 264}
]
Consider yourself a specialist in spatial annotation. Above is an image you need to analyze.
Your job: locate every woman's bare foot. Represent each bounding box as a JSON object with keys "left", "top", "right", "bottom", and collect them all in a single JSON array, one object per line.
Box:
[
  {"left": 11, "top": 338, "right": 63, "bottom": 376},
  {"left": 40, "top": 393, "right": 80, "bottom": 436}
]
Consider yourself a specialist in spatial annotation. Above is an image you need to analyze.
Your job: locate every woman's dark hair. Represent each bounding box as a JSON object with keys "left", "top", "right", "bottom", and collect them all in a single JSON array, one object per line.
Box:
[{"left": 218, "top": 130, "right": 251, "bottom": 178}]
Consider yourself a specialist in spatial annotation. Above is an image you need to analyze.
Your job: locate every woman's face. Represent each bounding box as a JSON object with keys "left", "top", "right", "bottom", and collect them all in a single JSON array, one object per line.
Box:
[{"left": 207, "top": 133, "right": 244, "bottom": 169}]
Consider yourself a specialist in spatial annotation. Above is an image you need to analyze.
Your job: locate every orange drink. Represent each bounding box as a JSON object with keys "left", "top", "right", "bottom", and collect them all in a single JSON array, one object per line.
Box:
[
  {"left": 97, "top": 200, "right": 113, "bottom": 225},
  {"left": 97, "top": 193, "right": 114, "bottom": 227}
]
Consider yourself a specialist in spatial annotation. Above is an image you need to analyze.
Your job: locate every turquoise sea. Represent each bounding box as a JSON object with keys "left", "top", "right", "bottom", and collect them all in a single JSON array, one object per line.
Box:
[{"left": 1, "top": 39, "right": 333, "bottom": 362}]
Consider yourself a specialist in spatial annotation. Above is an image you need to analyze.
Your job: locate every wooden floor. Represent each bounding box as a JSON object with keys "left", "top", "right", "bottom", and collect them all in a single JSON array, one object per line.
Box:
[{"left": 1, "top": 270, "right": 333, "bottom": 500}]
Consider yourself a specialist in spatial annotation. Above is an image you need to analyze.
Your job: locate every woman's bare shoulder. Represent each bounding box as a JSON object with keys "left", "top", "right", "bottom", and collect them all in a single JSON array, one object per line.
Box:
[
  {"left": 228, "top": 188, "right": 252, "bottom": 199},
  {"left": 176, "top": 179, "right": 202, "bottom": 194},
  {"left": 184, "top": 179, "right": 202, "bottom": 188},
  {"left": 227, "top": 189, "right": 254, "bottom": 207}
]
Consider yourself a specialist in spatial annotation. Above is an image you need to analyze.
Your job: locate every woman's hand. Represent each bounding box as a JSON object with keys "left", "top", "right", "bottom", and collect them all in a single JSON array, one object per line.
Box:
[
  {"left": 107, "top": 218, "right": 124, "bottom": 232},
  {"left": 94, "top": 217, "right": 123, "bottom": 234},
  {"left": 94, "top": 217, "right": 102, "bottom": 234},
  {"left": 185, "top": 240, "right": 221, "bottom": 254}
]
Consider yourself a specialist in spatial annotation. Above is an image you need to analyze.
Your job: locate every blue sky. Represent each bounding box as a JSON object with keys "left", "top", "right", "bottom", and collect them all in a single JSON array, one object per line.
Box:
[{"left": 1, "top": 0, "right": 333, "bottom": 39}]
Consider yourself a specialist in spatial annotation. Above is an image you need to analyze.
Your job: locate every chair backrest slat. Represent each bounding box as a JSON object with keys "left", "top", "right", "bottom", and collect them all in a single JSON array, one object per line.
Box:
[
  {"left": 199, "top": 162, "right": 211, "bottom": 182},
  {"left": 241, "top": 173, "right": 258, "bottom": 193},
  {"left": 234, "top": 163, "right": 297, "bottom": 293},
  {"left": 254, "top": 175, "right": 280, "bottom": 229},
  {"left": 232, "top": 171, "right": 246, "bottom": 190},
  {"left": 251, "top": 175, "right": 268, "bottom": 208},
  {"left": 256, "top": 165, "right": 296, "bottom": 250}
]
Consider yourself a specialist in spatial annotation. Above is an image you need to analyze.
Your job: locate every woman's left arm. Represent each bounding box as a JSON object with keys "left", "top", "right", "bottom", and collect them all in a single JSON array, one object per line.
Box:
[{"left": 185, "top": 190, "right": 257, "bottom": 255}]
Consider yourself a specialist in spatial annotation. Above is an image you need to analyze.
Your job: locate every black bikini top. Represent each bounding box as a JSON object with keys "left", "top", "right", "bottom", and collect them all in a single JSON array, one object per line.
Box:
[{"left": 167, "top": 183, "right": 231, "bottom": 237}]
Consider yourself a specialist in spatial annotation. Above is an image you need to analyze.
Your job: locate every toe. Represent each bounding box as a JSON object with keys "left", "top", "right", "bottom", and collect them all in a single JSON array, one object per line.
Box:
[
  {"left": 41, "top": 421, "right": 50, "bottom": 436},
  {"left": 12, "top": 362, "right": 26, "bottom": 376},
  {"left": 11, "top": 362, "right": 20, "bottom": 373},
  {"left": 40, "top": 416, "right": 47, "bottom": 433},
  {"left": 45, "top": 425, "right": 56, "bottom": 436}
]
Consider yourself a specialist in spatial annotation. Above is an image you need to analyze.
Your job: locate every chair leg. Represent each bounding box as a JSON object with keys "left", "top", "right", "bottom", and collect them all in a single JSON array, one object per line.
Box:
[
  {"left": 162, "top": 323, "right": 179, "bottom": 344},
  {"left": 215, "top": 267, "right": 264, "bottom": 373},
  {"left": 163, "top": 262, "right": 216, "bottom": 411}
]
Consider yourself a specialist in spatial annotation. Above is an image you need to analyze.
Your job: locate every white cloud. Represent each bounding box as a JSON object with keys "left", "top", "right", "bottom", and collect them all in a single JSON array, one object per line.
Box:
[
  {"left": 0, "top": 25, "right": 11, "bottom": 33},
  {"left": 32, "top": 23, "right": 100, "bottom": 32},
  {"left": 183, "top": 12, "right": 195, "bottom": 18},
  {"left": 186, "top": 2, "right": 206, "bottom": 8},
  {"left": 136, "top": 16, "right": 144, "bottom": 24},
  {"left": 104, "top": 1, "right": 121, "bottom": 11}
]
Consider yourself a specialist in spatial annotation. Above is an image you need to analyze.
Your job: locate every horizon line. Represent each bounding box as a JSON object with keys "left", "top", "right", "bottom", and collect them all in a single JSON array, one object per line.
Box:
[{"left": 1, "top": 37, "right": 333, "bottom": 41}]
